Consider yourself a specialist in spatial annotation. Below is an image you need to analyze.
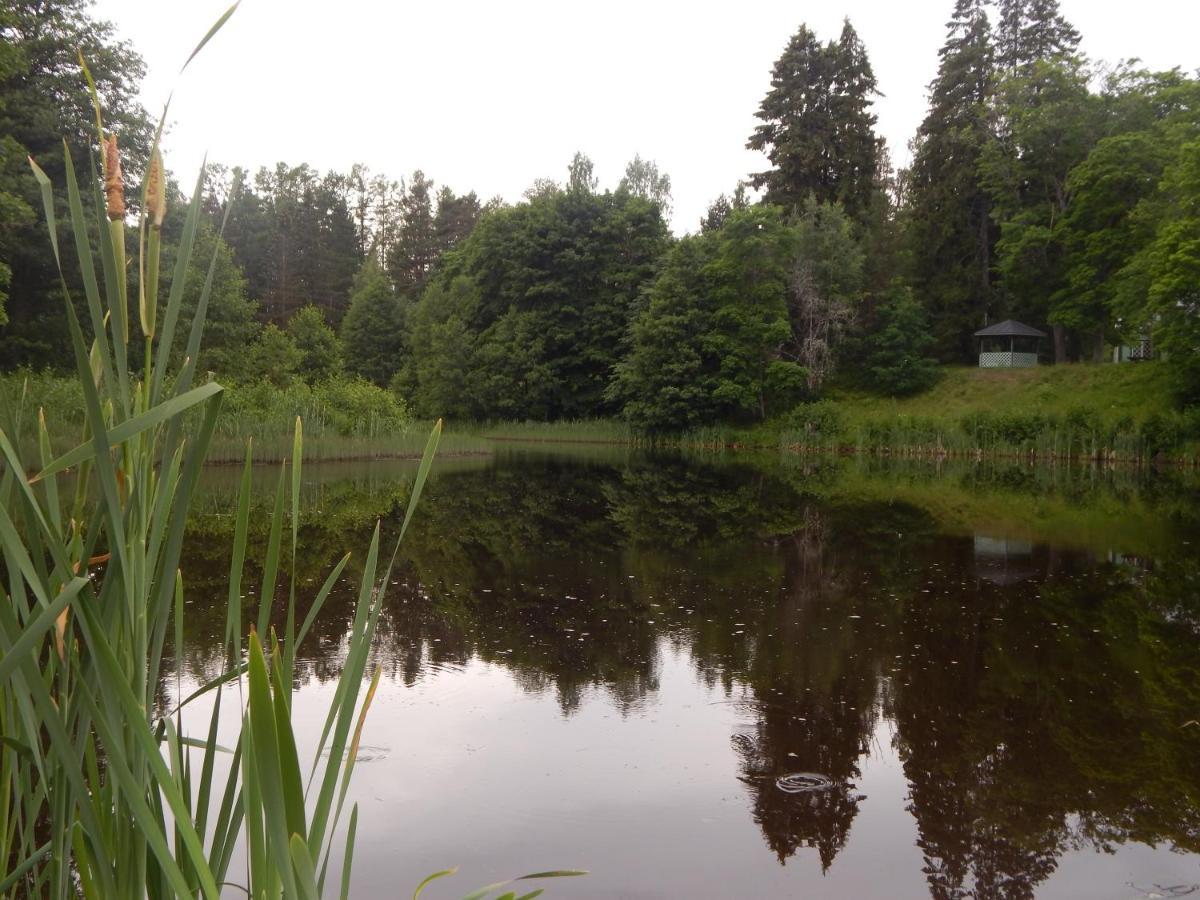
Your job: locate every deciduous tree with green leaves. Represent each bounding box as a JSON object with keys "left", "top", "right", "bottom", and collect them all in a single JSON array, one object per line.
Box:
[{"left": 613, "top": 206, "right": 806, "bottom": 429}]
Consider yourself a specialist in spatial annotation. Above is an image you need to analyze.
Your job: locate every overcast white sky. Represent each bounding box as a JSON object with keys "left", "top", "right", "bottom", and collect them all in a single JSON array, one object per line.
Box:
[{"left": 92, "top": 0, "right": 1200, "bottom": 234}]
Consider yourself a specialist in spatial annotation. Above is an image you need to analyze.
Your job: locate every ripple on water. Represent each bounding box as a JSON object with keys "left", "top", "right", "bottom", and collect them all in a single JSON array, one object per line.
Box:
[{"left": 775, "top": 772, "right": 835, "bottom": 794}]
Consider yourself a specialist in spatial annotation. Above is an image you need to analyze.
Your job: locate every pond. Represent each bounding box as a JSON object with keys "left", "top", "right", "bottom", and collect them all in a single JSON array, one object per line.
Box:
[{"left": 178, "top": 446, "right": 1200, "bottom": 899}]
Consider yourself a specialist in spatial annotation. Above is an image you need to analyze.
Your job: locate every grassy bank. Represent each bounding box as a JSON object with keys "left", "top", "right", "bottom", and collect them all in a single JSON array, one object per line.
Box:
[
  {"left": 471, "top": 363, "right": 1200, "bottom": 464},
  {"left": 0, "top": 370, "right": 492, "bottom": 464},
  {"left": 9, "top": 362, "right": 1198, "bottom": 467},
  {"left": 798, "top": 363, "right": 1200, "bottom": 463}
]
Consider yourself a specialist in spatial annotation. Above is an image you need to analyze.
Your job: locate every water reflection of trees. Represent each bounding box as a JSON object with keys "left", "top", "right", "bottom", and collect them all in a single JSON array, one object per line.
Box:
[
  {"left": 892, "top": 546, "right": 1200, "bottom": 898},
  {"left": 177, "top": 453, "right": 1200, "bottom": 892}
]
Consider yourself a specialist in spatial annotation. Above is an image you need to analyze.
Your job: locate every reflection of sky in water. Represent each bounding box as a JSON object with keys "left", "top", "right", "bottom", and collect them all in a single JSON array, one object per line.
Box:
[
  {"left": 173, "top": 453, "right": 1200, "bottom": 898},
  {"left": 178, "top": 640, "right": 1199, "bottom": 899}
]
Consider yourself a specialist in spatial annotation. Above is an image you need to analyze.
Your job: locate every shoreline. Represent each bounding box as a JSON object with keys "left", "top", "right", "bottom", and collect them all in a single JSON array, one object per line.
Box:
[{"left": 479, "top": 433, "right": 1200, "bottom": 468}]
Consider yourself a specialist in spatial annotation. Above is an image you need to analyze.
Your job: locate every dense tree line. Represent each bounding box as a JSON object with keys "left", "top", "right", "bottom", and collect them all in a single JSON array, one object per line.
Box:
[{"left": 3, "top": 0, "right": 1199, "bottom": 424}]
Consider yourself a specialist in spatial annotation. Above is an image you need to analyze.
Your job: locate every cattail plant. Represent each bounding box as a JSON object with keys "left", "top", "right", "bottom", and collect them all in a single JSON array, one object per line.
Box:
[{"left": 0, "top": 7, "right": 583, "bottom": 898}]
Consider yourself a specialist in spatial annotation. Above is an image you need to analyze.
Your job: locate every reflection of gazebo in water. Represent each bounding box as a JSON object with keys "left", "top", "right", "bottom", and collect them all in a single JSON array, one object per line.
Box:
[
  {"left": 973, "top": 535, "right": 1037, "bottom": 585},
  {"left": 974, "top": 320, "right": 1046, "bottom": 368}
]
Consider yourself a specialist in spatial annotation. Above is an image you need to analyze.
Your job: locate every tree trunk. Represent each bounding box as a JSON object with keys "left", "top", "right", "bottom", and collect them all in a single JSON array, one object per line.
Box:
[
  {"left": 1092, "top": 328, "right": 1105, "bottom": 363},
  {"left": 1053, "top": 324, "right": 1067, "bottom": 364}
]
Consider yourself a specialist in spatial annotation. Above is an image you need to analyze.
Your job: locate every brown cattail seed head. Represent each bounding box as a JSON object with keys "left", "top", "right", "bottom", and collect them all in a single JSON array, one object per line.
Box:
[
  {"left": 146, "top": 147, "right": 165, "bottom": 227},
  {"left": 103, "top": 133, "right": 125, "bottom": 221}
]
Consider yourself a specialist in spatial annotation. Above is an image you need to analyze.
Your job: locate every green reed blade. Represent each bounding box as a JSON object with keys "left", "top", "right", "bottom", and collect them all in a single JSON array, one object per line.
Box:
[
  {"left": 148, "top": 392, "right": 224, "bottom": 694},
  {"left": 31, "top": 382, "right": 222, "bottom": 481},
  {"left": 257, "top": 462, "right": 287, "bottom": 638},
  {"left": 305, "top": 525, "right": 380, "bottom": 850},
  {"left": 317, "top": 666, "right": 381, "bottom": 890},
  {"left": 413, "top": 868, "right": 458, "bottom": 900},
  {"left": 152, "top": 165, "right": 206, "bottom": 401},
  {"left": 226, "top": 442, "right": 253, "bottom": 660},
  {"left": 74, "top": 679, "right": 206, "bottom": 899},
  {"left": 338, "top": 805, "right": 358, "bottom": 900},
  {"left": 0, "top": 840, "right": 51, "bottom": 895},
  {"left": 460, "top": 871, "right": 587, "bottom": 900},
  {"left": 181, "top": 2, "right": 240, "bottom": 73},
  {"left": 36, "top": 411, "right": 60, "bottom": 533},
  {"left": 268, "top": 642, "right": 306, "bottom": 841},
  {"left": 294, "top": 552, "right": 350, "bottom": 649},
  {"left": 0, "top": 576, "right": 86, "bottom": 684},
  {"left": 207, "top": 739, "right": 244, "bottom": 882},
  {"left": 193, "top": 685, "right": 224, "bottom": 840},
  {"left": 289, "top": 833, "right": 320, "bottom": 900},
  {"left": 246, "top": 630, "right": 300, "bottom": 898},
  {"left": 61, "top": 145, "right": 117, "bottom": 396},
  {"left": 73, "top": 602, "right": 222, "bottom": 898}
]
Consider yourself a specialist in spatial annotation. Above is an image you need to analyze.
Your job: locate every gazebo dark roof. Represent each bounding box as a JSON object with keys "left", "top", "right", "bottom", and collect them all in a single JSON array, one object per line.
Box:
[{"left": 974, "top": 319, "right": 1047, "bottom": 339}]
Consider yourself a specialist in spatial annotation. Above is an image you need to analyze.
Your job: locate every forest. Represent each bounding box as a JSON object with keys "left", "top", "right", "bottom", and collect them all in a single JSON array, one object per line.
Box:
[{"left": 2, "top": 0, "right": 1199, "bottom": 432}]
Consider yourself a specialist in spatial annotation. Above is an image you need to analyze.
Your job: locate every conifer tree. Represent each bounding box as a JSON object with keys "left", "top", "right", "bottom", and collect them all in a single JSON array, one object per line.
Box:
[
  {"left": 340, "top": 260, "right": 406, "bottom": 385},
  {"left": 387, "top": 170, "right": 438, "bottom": 298},
  {"left": 996, "top": 0, "right": 1080, "bottom": 71},
  {"left": 907, "top": 0, "right": 996, "bottom": 361},
  {"left": 982, "top": 1, "right": 1092, "bottom": 360},
  {"left": 747, "top": 20, "right": 883, "bottom": 223}
]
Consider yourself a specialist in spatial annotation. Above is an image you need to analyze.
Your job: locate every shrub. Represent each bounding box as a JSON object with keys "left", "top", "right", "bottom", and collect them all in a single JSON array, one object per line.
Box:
[{"left": 783, "top": 400, "right": 843, "bottom": 441}]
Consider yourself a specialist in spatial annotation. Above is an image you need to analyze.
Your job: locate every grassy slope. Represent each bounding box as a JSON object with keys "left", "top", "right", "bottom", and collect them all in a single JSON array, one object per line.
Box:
[{"left": 830, "top": 362, "right": 1173, "bottom": 427}]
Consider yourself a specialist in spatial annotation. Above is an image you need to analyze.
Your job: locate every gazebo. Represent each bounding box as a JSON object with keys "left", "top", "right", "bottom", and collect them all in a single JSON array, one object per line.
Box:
[{"left": 974, "top": 320, "right": 1046, "bottom": 368}]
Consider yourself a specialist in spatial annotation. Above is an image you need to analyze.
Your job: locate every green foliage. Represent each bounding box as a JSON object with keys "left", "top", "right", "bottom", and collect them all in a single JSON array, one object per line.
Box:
[
  {"left": 617, "top": 154, "right": 672, "bottom": 216},
  {"left": 405, "top": 170, "right": 670, "bottom": 420},
  {"left": 0, "top": 0, "right": 152, "bottom": 365},
  {"left": 906, "top": 0, "right": 996, "bottom": 362},
  {"left": 340, "top": 259, "right": 405, "bottom": 386},
  {"left": 1053, "top": 131, "right": 1169, "bottom": 342},
  {"left": 781, "top": 400, "right": 844, "bottom": 444},
  {"left": 994, "top": 0, "right": 1080, "bottom": 71},
  {"left": 286, "top": 304, "right": 341, "bottom": 382},
  {"left": 614, "top": 206, "right": 801, "bottom": 430},
  {"left": 220, "top": 162, "right": 363, "bottom": 326},
  {"left": 706, "top": 207, "right": 797, "bottom": 416},
  {"left": 401, "top": 276, "right": 478, "bottom": 419},
  {"left": 385, "top": 169, "right": 437, "bottom": 298},
  {"left": 747, "top": 20, "right": 883, "bottom": 223},
  {"left": 243, "top": 323, "right": 302, "bottom": 387},
  {"left": 860, "top": 285, "right": 941, "bottom": 396},
  {"left": 980, "top": 58, "right": 1099, "bottom": 353},
  {"left": 216, "top": 374, "right": 410, "bottom": 441},
  {"left": 1135, "top": 137, "right": 1200, "bottom": 403},
  {"left": 787, "top": 197, "right": 865, "bottom": 391},
  {"left": 609, "top": 235, "right": 721, "bottom": 430},
  {"left": 162, "top": 220, "right": 260, "bottom": 378}
]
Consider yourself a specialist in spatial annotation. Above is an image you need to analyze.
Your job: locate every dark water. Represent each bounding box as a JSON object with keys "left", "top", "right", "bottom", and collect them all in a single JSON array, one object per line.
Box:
[{"left": 179, "top": 448, "right": 1200, "bottom": 899}]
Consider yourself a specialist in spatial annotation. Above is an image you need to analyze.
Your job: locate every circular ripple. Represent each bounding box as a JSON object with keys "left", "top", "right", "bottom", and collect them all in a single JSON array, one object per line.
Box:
[{"left": 775, "top": 772, "right": 835, "bottom": 794}]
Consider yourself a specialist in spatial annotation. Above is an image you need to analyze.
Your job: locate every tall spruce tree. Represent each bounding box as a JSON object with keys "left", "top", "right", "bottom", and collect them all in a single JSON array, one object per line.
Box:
[
  {"left": 386, "top": 170, "right": 438, "bottom": 298},
  {"left": 996, "top": 0, "right": 1079, "bottom": 72},
  {"left": 981, "top": 1, "right": 1092, "bottom": 360},
  {"left": 747, "top": 20, "right": 883, "bottom": 224},
  {"left": 907, "top": 0, "right": 996, "bottom": 362}
]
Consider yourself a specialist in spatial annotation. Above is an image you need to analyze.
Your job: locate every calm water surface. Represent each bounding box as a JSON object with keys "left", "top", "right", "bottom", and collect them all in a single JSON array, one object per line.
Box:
[{"left": 179, "top": 448, "right": 1200, "bottom": 899}]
